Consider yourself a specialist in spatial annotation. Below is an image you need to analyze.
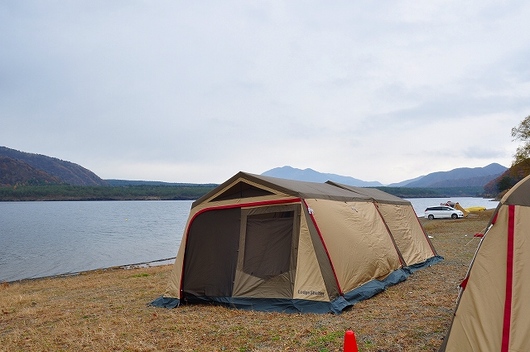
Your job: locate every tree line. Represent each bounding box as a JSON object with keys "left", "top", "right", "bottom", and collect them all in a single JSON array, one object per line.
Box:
[
  {"left": 0, "top": 184, "right": 217, "bottom": 201},
  {"left": 485, "top": 115, "right": 530, "bottom": 196},
  {"left": 0, "top": 183, "right": 488, "bottom": 201}
]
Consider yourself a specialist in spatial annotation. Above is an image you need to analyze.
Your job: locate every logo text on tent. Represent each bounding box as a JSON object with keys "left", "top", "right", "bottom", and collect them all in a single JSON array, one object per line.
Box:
[{"left": 297, "top": 289, "right": 325, "bottom": 297}]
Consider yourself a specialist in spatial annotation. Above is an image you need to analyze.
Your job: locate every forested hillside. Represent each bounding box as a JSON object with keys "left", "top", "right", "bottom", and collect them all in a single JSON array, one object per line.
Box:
[
  {"left": 0, "top": 147, "right": 106, "bottom": 186},
  {"left": 484, "top": 159, "right": 530, "bottom": 197},
  {"left": 0, "top": 147, "right": 218, "bottom": 201},
  {"left": 0, "top": 156, "right": 61, "bottom": 186}
]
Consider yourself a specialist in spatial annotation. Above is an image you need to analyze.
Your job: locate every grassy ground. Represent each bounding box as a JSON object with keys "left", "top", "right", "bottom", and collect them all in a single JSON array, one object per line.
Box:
[{"left": 0, "top": 210, "right": 493, "bottom": 352}]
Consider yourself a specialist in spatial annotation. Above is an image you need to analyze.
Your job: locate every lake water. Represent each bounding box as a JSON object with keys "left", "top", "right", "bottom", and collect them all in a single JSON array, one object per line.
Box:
[
  {"left": 0, "top": 200, "right": 192, "bottom": 282},
  {"left": 0, "top": 197, "right": 498, "bottom": 282}
]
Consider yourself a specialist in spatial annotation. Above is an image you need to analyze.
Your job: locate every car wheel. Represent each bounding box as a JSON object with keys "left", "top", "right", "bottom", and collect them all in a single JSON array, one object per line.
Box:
[
  {"left": 451, "top": 213, "right": 458, "bottom": 219},
  {"left": 428, "top": 214, "right": 434, "bottom": 220}
]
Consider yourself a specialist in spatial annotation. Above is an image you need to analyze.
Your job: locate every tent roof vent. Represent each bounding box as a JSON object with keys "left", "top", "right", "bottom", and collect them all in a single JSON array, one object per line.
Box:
[{"left": 211, "top": 181, "right": 274, "bottom": 202}]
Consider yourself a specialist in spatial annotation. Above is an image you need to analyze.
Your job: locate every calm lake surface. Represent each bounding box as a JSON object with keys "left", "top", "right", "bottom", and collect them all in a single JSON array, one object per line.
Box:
[
  {"left": 0, "top": 200, "right": 192, "bottom": 282},
  {"left": 0, "top": 197, "right": 498, "bottom": 282}
]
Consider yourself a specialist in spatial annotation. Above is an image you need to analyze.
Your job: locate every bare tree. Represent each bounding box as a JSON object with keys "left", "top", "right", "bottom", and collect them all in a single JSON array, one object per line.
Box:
[{"left": 511, "top": 115, "right": 530, "bottom": 174}]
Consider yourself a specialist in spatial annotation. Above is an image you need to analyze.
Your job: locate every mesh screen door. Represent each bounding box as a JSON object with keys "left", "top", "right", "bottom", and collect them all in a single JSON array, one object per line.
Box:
[
  {"left": 233, "top": 204, "right": 300, "bottom": 298},
  {"left": 243, "top": 211, "right": 294, "bottom": 279}
]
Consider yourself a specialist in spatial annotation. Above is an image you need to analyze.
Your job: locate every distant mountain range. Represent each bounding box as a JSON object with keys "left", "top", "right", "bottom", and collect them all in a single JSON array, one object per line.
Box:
[
  {"left": 262, "top": 166, "right": 383, "bottom": 187},
  {"left": 0, "top": 146, "right": 508, "bottom": 191},
  {"left": 262, "top": 164, "right": 507, "bottom": 189},
  {"left": 387, "top": 163, "right": 508, "bottom": 188},
  {"left": 0, "top": 146, "right": 106, "bottom": 186}
]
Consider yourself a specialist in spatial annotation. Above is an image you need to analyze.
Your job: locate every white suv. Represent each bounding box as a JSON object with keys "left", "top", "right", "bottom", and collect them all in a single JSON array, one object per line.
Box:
[{"left": 424, "top": 206, "right": 464, "bottom": 220}]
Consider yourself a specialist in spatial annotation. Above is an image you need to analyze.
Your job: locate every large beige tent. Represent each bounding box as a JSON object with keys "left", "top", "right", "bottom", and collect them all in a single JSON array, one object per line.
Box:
[
  {"left": 151, "top": 172, "right": 441, "bottom": 313},
  {"left": 440, "top": 174, "right": 530, "bottom": 351}
]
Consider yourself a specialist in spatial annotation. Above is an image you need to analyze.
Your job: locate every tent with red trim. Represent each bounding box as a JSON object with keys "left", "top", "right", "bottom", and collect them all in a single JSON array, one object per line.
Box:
[
  {"left": 151, "top": 171, "right": 441, "bottom": 314},
  {"left": 439, "top": 174, "right": 530, "bottom": 351}
]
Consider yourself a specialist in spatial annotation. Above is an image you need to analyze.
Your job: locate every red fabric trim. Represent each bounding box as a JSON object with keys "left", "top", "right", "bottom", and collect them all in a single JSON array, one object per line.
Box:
[
  {"left": 178, "top": 198, "right": 302, "bottom": 295},
  {"left": 501, "top": 205, "right": 516, "bottom": 352},
  {"left": 492, "top": 211, "right": 499, "bottom": 225},
  {"left": 303, "top": 199, "right": 343, "bottom": 295},
  {"left": 192, "top": 198, "right": 302, "bottom": 219},
  {"left": 460, "top": 276, "right": 469, "bottom": 289}
]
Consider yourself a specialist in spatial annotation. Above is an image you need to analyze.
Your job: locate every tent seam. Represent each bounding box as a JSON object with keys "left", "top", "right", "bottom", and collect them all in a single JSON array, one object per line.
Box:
[
  {"left": 501, "top": 205, "right": 515, "bottom": 352},
  {"left": 302, "top": 199, "right": 343, "bottom": 296}
]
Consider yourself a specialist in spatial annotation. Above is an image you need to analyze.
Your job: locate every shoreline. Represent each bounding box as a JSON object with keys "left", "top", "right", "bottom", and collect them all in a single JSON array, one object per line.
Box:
[{"left": 1, "top": 257, "right": 176, "bottom": 284}]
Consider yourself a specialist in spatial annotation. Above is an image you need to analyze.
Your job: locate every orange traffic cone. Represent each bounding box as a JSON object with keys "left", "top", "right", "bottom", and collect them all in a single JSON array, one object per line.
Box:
[{"left": 343, "top": 330, "right": 358, "bottom": 352}]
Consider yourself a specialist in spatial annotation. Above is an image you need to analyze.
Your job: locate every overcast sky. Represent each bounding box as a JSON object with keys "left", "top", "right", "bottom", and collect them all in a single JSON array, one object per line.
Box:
[{"left": 1, "top": 1, "right": 529, "bottom": 185}]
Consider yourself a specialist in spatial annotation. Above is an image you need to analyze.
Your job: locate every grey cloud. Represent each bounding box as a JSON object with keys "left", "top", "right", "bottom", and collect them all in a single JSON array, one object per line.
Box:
[{"left": 1, "top": 1, "right": 530, "bottom": 183}]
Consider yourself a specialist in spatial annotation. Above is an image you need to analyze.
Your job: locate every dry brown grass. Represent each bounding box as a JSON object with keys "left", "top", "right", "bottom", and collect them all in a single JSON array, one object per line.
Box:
[{"left": 0, "top": 210, "right": 493, "bottom": 352}]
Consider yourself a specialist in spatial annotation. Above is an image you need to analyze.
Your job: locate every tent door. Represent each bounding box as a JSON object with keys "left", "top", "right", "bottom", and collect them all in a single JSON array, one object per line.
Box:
[
  {"left": 181, "top": 207, "right": 240, "bottom": 300},
  {"left": 232, "top": 204, "right": 300, "bottom": 298}
]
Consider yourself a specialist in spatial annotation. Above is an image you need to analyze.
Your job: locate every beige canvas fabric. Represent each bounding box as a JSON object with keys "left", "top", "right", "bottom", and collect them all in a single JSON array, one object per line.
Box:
[
  {"left": 441, "top": 174, "right": 530, "bottom": 351},
  {"left": 325, "top": 181, "right": 436, "bottom": 267},
  {"left": 326, "top": 181, "right": 410, "bottom": 205},
  {"left": 441, "top": 205, "right": 509, "bottom": 351},
  {"left": 377, "top": 203, "right": 435, "bottom": 266},
  {"left": 292, "top": 209, "right": 331, "bottom": 302},
  {"left": 305, "top": 199, "right": 403, "bottom": 293},
  {"left": 502, "top": 174, "right": 530, "bottom": 206},
  {"left": 160, "top": 171, "right": 439, "bottom": 313}
]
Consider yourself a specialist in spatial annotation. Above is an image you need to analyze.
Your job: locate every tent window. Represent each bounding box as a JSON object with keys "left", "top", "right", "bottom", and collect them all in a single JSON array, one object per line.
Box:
[
  {"left": 212, "top": 181, "right": 274, "bottom": 202},
  {"left": 243, "top": 211, "right": 294, "bottom": 280}
]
